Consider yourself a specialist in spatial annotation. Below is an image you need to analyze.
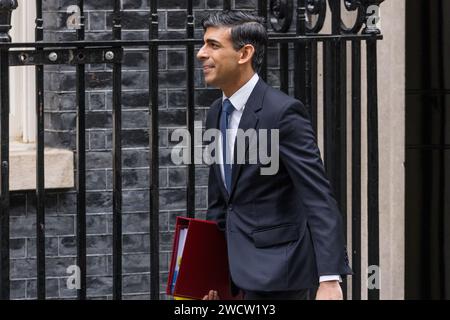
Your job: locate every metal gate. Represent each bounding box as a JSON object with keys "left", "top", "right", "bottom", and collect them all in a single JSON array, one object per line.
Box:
[{"left": 0, "top": 0, "right": 383, "bottom": 300}]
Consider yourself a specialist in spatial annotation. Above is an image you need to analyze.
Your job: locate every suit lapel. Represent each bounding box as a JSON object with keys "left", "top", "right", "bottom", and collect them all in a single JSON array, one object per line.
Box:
[{"left": 229, "top": 79, "right": 268, "bottom": 199}]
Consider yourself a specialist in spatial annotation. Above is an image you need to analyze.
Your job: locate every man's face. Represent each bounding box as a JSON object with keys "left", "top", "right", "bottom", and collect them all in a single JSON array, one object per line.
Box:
[{"left": 196, "top": 26, "right": 242, "bottom": 88}]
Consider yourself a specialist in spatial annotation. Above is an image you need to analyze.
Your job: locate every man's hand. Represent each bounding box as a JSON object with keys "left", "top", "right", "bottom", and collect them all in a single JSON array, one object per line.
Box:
[
  {"left": 315, "top": 281, "right": 343, "bottom": 300},
  {"left": 202, "top": 290, "right": 220, "bottom": 300}
]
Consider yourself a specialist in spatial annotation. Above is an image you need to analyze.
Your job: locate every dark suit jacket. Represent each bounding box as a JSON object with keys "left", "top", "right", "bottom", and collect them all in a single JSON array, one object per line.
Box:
[{"left": 206, "top": 78, "right": 352, "bottom": 293}]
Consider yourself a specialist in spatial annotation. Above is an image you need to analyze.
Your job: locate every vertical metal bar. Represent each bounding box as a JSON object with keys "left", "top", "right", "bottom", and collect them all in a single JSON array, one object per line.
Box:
[
  {"left": 76, "top": 0, "right": 86, "bottom": 300},
  {"left": 366, "top": 37, "right": 380, "bottom": 300},
  {"left": 331, "top": 0, "right": 341, "bottom": 35},
  {"left": 112, "top": 0, "right": 123, "bottom": 300},
  {"left": 0, "top": 0, "right": 16, "bottom": 301},
  {"left": 279, "top": 43, "right": 289, "bottom": 94},
  {"left": 338, "top": 40, "right": 348, "bottom": 300},
  {"left": 322, "top": 41, "right": 333, "bottom": 180},
  {"left": 306, "top": 41, "right": 318, "bottom": 134},
  {"left": 186, "top": 0, "right": 195, "bottom": 218},
  {"left": 149, "top": 0, "right": 160, "bottom": 300},
  {"left": 321, "top": 4, "right": 349, "bottom": 300},
  {"left": 258, "top": 0, "right": 267, "bottom": 81},
  {"left": 0, "top": 48, "right": 10, "bottom": 300},
  {"left": 327, "top": 0, "right": 348, "bottom": 299},
  {"left": 304, "top": 37, "right": 311, "bottom": 118},
  {"left": 35, "top": 0, "right": 46, "bottom": 300},
  {"left": 351, "top": 40, "right": 362, "bottom": 300},
  {"left": 223, "top": 0, "right": 231, "bottom": 11},
  {"left": 294, "top": 0, "right": 306, "bottom": 101}
]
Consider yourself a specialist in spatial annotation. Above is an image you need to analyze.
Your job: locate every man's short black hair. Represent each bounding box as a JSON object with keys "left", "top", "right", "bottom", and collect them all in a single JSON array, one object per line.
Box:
[{"left": 201, "top": 10, "right": 267, "bottom": 73}]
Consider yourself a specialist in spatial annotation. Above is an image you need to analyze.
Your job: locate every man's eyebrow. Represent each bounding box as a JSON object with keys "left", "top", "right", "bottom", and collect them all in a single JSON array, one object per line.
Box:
[{"left": 204, "top": 38, "right": 222, "bottom": 45}]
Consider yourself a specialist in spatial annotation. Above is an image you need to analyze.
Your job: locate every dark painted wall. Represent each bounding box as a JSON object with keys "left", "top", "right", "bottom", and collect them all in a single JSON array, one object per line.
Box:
[{"left": 405, "top": 0, "right": 450, "bottom": 300}]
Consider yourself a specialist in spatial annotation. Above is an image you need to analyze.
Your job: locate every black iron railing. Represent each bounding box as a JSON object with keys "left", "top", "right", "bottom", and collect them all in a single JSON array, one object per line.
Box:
[{"left": 0, "top": 0, "right": 383, "bottom": 300}]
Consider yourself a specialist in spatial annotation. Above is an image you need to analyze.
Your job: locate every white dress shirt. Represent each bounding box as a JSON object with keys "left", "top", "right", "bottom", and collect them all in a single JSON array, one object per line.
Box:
[
  {"left": 219, "top": 72, "right": 259, "bottom": 183},
  {"left": 219, "top": 72, "right": 341, "bottom": 284}
]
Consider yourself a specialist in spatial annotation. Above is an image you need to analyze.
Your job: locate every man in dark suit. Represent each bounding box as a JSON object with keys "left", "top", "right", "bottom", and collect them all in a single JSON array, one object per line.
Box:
[{"left": 197, "top": 10, "right": 352, "bottom": 300}]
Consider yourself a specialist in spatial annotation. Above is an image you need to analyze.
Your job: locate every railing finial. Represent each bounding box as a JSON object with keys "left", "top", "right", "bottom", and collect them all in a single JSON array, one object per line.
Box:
[
  {"left": 362, "top": 0, "right": 384, "bottom": 35},
  {"left": 0, "top": 0, "right": 18, "bottom": 42}
]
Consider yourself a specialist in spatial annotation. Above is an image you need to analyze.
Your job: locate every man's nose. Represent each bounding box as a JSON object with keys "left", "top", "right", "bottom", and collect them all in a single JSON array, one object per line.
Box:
[{"left": 197, "top": 45, "right": 207, "bottom": 60}]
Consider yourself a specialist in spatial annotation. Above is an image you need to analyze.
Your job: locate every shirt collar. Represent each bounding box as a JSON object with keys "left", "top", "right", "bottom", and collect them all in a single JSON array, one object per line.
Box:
[{"left": 222, "top": 73, "right": 259, "bottom": 112}]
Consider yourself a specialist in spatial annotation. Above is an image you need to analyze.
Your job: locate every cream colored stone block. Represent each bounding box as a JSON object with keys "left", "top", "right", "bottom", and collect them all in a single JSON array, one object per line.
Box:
[{"left": 9, "top": 142, "right": 74, "bottom": 191}]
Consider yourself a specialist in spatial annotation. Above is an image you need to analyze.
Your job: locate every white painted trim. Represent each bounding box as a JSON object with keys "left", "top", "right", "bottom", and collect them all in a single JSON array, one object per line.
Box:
[{"left": 10, "top": 0, "right": 36, "bottom": 143}]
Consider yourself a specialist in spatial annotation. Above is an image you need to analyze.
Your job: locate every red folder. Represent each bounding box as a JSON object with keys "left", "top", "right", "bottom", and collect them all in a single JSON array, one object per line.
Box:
[{"left": 166, "top": 216, "right": 241, "bottom": 300}]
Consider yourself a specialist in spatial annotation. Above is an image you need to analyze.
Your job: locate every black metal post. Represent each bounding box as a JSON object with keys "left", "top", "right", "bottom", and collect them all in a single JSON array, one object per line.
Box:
[
  {"left": 75, "top": 0, "right": 87, "bottom": 300},
  {"left": 324, "top": 0, "right": 348, "bottom": 299},
  {"left": 338, "top": 2, "right": 349, "bottom": 301},
  {"left": 149, "top": 0, "right": 160, "bottom": 300},
  {"left": 35, "top": 0, "right": 46, "bottom": 300},
  {"left": 366, "top": 37, "right": 380, "bottom": 300},
  {"left": 279, "top": 42, "right": 289, "bottom": 94},
  {"left": 223, "top": 0, "right": 231, "bottom": 11},
  {"left": 258, "top": 0, "right": 268, "bottom": 81},
  {"left": 305, "top": 40, "right": 318, "bottom": 133},
  {"left": 112, "top": 0, "right": 123, "bottom": 300},
  {"left": 294, "top": 0, "right": 306, "bottom": 101},
  {"left": 323, "top": 40, "right": 332, "bottom": 176},
  {"left": 338, "top": 41, "right": 348, "bottom": 300},
  {"left": 363, "top": 0, "right": 383, "bottom": 300},
  {"left": 186, "top": 0, "right": 195, "bottom": 218},
  {"left": 351, "top": 40, "right": 362, "bottom": 300}
]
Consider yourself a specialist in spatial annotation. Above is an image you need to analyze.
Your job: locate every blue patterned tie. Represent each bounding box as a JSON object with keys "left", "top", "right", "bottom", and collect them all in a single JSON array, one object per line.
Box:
[{"left": 220, "top": 99, "right": 235, "bottom": 193}]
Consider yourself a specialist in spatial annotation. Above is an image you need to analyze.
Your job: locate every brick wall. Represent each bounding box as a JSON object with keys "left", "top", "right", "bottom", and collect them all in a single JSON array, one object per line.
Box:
[{"left": 9, "top": 0, "right": 285, "bottom": 299}]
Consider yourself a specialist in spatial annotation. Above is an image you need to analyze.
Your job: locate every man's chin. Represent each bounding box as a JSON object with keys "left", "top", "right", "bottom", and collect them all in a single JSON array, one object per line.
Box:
[{"left": 204, "top": 78, "right": 219, "bottom": 88}]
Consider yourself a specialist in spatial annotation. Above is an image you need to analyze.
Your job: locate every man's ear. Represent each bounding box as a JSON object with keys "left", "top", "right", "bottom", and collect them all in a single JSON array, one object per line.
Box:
[{"left": 238, "top": 44, "right": 255, "bottom": 66}]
